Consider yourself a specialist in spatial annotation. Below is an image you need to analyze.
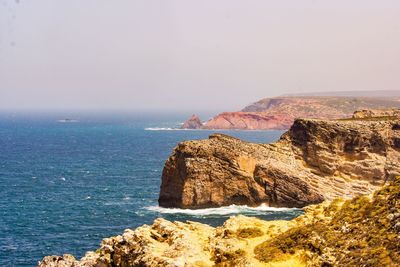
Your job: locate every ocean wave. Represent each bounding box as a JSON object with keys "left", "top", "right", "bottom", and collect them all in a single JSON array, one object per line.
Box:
[
  {"left": 144, "top": 127, "right": 180, "bottom": 131},
  {"left": 145, "top": 204, "right": 299, "bottom": 216}
]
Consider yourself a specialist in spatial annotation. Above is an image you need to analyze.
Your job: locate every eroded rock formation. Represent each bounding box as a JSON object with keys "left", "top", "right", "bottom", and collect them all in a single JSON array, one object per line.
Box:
[
  {"left": 160, "top": 117, "right": 400, "bottom": 208},
  {"left": 39, "top": 177, "right": 400, "bottom": 267},
  {"left": 181, "top": 114, "right": 203, "bottom": 129}
]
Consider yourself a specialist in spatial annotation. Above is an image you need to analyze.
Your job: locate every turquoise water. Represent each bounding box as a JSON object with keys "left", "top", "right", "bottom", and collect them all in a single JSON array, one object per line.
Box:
[{"left": 0, "top": 112, "right": 302, "bottom": 266}]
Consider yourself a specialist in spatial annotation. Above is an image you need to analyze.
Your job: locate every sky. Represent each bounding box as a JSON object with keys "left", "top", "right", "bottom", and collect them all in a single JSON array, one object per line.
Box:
[{"left": 0, "top": 0, "right": 399, "bottom": 111}]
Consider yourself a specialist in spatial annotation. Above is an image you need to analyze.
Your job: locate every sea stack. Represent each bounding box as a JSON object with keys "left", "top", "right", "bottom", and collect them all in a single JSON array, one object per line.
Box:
[{"left": 181, "top": 114, "right": 203, "bottom": 129}]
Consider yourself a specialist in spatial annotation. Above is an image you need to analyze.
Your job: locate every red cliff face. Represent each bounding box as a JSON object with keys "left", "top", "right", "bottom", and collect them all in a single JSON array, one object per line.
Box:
[
  {"left": 181, "top": 96, "right": 400, "bottom": 130},
  {"left": 202, "top": 112, "right": 293, "bottom": 130}
]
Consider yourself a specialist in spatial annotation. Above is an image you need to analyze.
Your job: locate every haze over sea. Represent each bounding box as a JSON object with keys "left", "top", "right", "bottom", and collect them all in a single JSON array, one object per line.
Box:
[{"left": 0, "top": 112, "right": 302, "bottom": 266}]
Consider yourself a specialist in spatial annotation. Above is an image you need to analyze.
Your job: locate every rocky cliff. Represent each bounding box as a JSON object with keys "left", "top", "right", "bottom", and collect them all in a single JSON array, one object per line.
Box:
[
  {"left": 39, "top": 177, "right": 400, "bottom": 267},
  {"left": 182, "top": 96, "right": 400, "bottom": 130},
  {"left": 201, "top": 112, "right": 293, "bottom": 130},
  {"left": 160, "top": 116, "right": 400, "bottom": 208}
]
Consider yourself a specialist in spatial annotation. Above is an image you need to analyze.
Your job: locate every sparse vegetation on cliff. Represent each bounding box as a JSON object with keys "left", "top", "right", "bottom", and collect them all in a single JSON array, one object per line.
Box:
[
  {"left": 255, "top": 177, "right": 400, "bottom": 266},
  {"left": 39, "top": 177, "right": 400, "bottom": 267},
  {"left": 236, "top": 227, "right": 264, "bottom": 239},
  {"left": 338, "top": 116, "right": 398, "bottom": 121}
]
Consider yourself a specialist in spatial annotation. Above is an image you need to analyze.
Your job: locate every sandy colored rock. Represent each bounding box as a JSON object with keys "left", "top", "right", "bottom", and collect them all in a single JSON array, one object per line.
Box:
[
  {"left": 160, "top": 117, "right": 400, "bottom": 208},
  {"left": 352, "top": 108, "right": 400, "bottom": 119},
  {"left": 39, "top": 177, "right": 400, "bottom": 267}
]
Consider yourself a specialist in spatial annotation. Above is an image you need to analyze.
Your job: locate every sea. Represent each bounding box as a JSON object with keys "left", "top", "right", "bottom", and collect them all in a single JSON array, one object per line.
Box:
[{"left": 0, "top": 111, "right": 303, "bottom": 266}]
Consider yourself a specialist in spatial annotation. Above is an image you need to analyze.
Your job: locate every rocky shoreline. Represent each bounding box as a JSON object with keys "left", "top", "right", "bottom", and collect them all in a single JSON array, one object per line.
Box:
[
  {"left": 39, "top": 177, "right": 400, "bottom": 266},
  {"left": 39, "top": 110, "right": 400, "bottom": 266}
]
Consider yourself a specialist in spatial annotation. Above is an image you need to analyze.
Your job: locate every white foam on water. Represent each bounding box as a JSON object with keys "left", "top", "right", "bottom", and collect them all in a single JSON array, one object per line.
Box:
[
  {"left": 144, "top": 127, "right": 177, "bottom": 131},
  {"left": 144, "top": 127, "right": 200, "bottom": 131},
  {"left": 145, "top": 204, "right": 298, "bottom": 216},
  {"left": 57, "top": 119, "right": 79, "bottom": 123}
]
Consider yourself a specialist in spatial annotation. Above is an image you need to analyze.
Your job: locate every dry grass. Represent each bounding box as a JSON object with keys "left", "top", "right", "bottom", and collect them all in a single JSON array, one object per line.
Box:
[{"left": 254, "top": 177, "right": 400, "bottom": 266}]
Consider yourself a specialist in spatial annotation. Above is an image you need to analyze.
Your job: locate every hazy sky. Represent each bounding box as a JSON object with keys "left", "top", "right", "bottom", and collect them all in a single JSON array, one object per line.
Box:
[{"left": 1, "top": 0, "right": 399, "bottom": 111}]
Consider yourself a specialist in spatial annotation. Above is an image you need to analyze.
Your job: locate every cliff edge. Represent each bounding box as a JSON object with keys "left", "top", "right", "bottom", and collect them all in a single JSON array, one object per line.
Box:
[
  {"left": 39, "top": 177, "right": 400, "bottom": 266},
  {"left": 160, "top": 116, "right": 400, "bottom": 208}
]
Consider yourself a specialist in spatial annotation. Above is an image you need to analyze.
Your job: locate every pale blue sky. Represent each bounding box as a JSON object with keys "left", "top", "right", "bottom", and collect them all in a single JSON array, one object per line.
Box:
[{"left": 1, "top": 0, "right": 399, "bottom": 111}]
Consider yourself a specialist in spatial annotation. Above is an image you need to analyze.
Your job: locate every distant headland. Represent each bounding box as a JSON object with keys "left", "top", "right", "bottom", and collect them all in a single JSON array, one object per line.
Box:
[{"left": 182, "top": 92, "right": 400, "bottom": 130}]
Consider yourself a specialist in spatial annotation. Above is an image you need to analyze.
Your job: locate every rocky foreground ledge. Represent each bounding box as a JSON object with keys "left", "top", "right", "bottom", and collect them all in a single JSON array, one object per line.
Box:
[
  {"left": 160, "top": 115, "right": 400, "bottom": 209},
  {"left": 40, "top": 177, "right": 400, "bottom": 266}
]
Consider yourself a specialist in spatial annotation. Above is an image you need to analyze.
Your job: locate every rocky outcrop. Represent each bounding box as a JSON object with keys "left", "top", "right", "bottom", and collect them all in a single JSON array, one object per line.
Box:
[
  {"left": 181, "top": 114, "right": 203, "bottom": 129},
  {"left": 353, "top": 108, "right": 400, "bottom": 119},
  {"left": 181, "top": 96, "right": 400, "bottom": 130},
  {"left": 159, "top": 117, "right": 400, "bottom": 208},
  {"left": 39, "top": 177, "right": 400, "bottom": 266}
]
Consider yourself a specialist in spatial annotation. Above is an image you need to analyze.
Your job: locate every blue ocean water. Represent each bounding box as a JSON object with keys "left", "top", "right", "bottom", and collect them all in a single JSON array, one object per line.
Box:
[{"left": 0, "top": 112, "right": 303, "bottom": 266}]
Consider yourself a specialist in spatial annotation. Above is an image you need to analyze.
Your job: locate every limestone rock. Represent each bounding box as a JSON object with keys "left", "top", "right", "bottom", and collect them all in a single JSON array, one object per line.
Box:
[
  {"left": 39, "top": 177, "right": 400, "bottom": 266},
  {"left": 352, "top": 108, "right": 400, "bottom": 119},
  {"left": 159, "top": 117, "right": 400, "bottom": 208},
  {"left": 38, "top": 255, "right": 77, "bottom": 267}
]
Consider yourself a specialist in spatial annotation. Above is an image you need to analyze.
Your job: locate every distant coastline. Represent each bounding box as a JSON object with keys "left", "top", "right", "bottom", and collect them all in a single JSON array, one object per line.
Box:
[{"left": 181, "top": 93, "right": 400, "bottom": 130}]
